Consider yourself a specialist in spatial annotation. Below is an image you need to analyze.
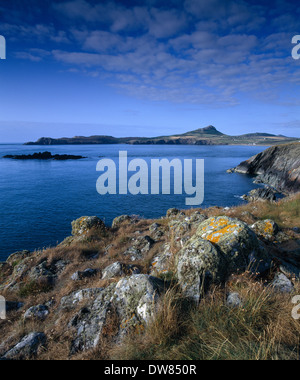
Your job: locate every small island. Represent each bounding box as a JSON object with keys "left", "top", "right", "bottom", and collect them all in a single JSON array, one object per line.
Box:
[{"left": 3, "top": 151, "right": 86, "bottom": 160}]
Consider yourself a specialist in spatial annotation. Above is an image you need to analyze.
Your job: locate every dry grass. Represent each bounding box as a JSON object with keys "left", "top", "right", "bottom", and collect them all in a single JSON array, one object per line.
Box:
[
  {"left": 110, "top": 274, "right": 300, "bottom": 361},
  {"left": 1, "top": 194, "right": 299, "bottom": 360}
]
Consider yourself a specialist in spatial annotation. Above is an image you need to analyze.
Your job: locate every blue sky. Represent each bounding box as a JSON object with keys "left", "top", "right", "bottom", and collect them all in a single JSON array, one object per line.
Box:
[{"left": 0, "top": 0, "right": 300, "bottom": 142}]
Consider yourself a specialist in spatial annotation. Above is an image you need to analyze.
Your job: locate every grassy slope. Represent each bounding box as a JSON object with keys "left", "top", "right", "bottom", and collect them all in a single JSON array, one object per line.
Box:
[{"left": 0, "top": 194, "right": 299, "bottom": 360}]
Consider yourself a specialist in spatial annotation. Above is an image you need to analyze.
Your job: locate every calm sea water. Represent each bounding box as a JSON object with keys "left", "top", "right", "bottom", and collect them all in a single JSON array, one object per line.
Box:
[{"left": 0, "top": 144, "right": 267, "bottom": 261}]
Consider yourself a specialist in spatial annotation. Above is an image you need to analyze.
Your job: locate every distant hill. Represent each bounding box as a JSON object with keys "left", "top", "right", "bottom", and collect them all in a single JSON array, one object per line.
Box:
[{"left": 25, "top": 126, "right": 299, "bottom": 146}]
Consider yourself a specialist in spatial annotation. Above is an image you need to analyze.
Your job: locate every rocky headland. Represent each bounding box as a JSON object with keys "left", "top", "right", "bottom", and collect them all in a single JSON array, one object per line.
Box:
[
  {"left": 0, "top": 194, "right": 299, "bottom": 360},
  {"left": 230, "top": 143, "right": 300, "bottom": 195},
  {"left": 24, "top": 126, "right": 299, "bottom": 146}
]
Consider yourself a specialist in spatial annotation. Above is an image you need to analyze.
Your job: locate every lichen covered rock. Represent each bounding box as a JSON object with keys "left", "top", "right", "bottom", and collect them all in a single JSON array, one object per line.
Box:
[
  {"left": 150, "top": 244, "right": 173, "bottom": 277},
  {"left": 68, "top": 275, "right": 166, "bottom": 353},
  {"left": 101, "top": 262, "right": 140, "bottom": 280},
  {"left": 24, "top": 305, "right": 49, "bottom": 321},
  {"left": 123, "top": 235, "right": 155, "bottom": 261},
  {"left": 72, "top": 216, "right": 106, "bottom": 236},
  {"left": 196, "top": 216, "right": 270, "bottom": 275},
  {"left": 112, "top": 215, "right": 132, "bottom": 229},
  {"left": 251, "top": 219, "right": 279, "bottom": 240},
  {"left": 176, "top": 237, "right": 225, "bottom": 300}
]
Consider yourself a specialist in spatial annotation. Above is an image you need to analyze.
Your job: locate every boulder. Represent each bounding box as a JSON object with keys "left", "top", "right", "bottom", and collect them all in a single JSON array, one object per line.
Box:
[
  {"left": 24, "top": 305, "right": 49, "bottom": 321},
  {"left": 69, "top": 275, "right": 166, "bottom": 353},
  {"left": 1, "top": 332, "right": 46, "bottom": 360},
  {"left": 251, "top": 220, "right": 279, "bottom": 240},
  {"left": 112, "top": 215, "right": 132, "bottom": 229},
  {"left": 101, "top": 262, "right": 140, "bottom": 280},
  {"left": 176, "top": 237, "right": 225, "bottom": 301},
  {"left": 166, "top": 208, "right": 181, "bottom": 218},
  {"left": 227, "top": 292, "right": 243, "bottom": 308},
  {"left": 150, "top": 244, "right": 173, "bottom": 277},
  {"left": 71, "top": 268, "right": 98, "bottom": 281},
  {"left": 149, "top": 223, "right": 165, "bottom": 239},
  {"left": 71, "top": 216, "right": 106, "bottom": 236},
  {"left": 113, "top": 274, "right": 165, "bottom": 325},
  {"left": 123, "top": 235, "right": 155, "bottom": 261},
  {"left": 272, "top": 273, "right": 294, "bottom": 293},
  {"left": 60, "top": 288, "right": 104, "bottom": 310},
  {"left": 196, "top": 217, "right": 271, "bottom": 276}
]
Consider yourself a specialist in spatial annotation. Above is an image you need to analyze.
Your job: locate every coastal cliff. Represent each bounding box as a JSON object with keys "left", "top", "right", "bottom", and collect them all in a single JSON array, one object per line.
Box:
[{"left": 232, "top": 143, "right": 300, "bottom": 194}]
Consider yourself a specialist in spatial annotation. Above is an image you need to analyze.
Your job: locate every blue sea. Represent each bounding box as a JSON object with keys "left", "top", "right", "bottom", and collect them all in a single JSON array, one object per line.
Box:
[{"left": 0, "top": 144, "right": 267, "bottom": 261}]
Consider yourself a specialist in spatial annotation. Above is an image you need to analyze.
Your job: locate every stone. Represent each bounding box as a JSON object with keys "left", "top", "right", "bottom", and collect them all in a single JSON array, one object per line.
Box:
[
  {"left": 227, "top": 292, "right": 243, "bottom": 308},
  {"left": 149, "top": 223, "right": 161, "bottom": 233},
  {"left": 113, "top": 274, "right": 165, "bottom": 325},
  {"left": 242, "top": 188, "right": 277, "bottom": 202},
  {"left": 69, "top": 275, "right": 166, "bottom": 353},
  {"left": 176, "top": 237, "right": 225, "bottom": 301},
  {"left": 251, "top": 220, "right": 279, "bottom": 240},
  {"left": 112, "top": 215, "right": 132, "bottom": 229},
  {"left": 196, "top": 216, "right": 271, "bottom": 276},
  {"left": 60, "top": 288, "right": 104, "bottom": 310},
  {"left": 71, "top": 268, "right": 97, "bottom": 281},
  {"left": 150, "top": 244, "right": 173, "bottom": 277},
  {"left": 101, "top": 262, "right": 140, "bottom": 280},
  {"left": 272, "top": 273, "right": 294, "bottom": 294},
  {"left": 71, "top": 216, "right": 106, "bottom": 236},
  {"left": 166, "top": 208, "right": 180, "bottom": 218},
  {"left": 2, "top": 332, "right": 46, "bottom": 360},
  {"left": 24, "top": 305, "right": 49, "bottom": 321},
  {"left": 123, "top": 235, "right": 155, "bottom": 261}
]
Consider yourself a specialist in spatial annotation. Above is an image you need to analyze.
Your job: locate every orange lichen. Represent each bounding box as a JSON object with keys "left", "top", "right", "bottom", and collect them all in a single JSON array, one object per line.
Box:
[
  {"left": 264, "top": 222, "right": 274, "bottom": 236},
  {"left": 205, "top": 224, "right": 241, "bottom": 244}
]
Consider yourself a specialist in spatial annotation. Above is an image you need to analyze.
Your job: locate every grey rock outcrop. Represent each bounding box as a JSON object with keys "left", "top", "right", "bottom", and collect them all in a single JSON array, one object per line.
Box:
[
  {"left": 69, "top": 274, "right": 166, "bottom": 353},
  {"left": 72, "top": 216, "right": 106, "bottom": 236},
  {"left": 24, "top": 305, "right": 49, "bottom": 321},
  {"left": 176, "top": 237, "right": 225, "bottom": 301},
  {"left": 112, "top": 215, "right": 132, "bottom": 229},
  {"left": 101, "top": 262, "right": 140, "bottom": 280},
  {"left": 71, "top": 268, "right": 98, "bottom": 281},
  {"left": 232, "top": 143, "right": 300, "bottom": 194},
  {"left": 2, "top": 333, "right": 46, "bottom": 360},
  {"left": 242, "top": 187, "right": 277, "bottom": 202},
  {"left": 196, "top": 216, "right": 271, "bottom": 276},
  {"left": 227, "top": 292, "right": 243, "bottom": 308},
  {"left": 272, "top": 273, "right": 294, "bottom": 293}
]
